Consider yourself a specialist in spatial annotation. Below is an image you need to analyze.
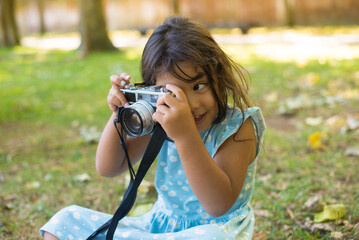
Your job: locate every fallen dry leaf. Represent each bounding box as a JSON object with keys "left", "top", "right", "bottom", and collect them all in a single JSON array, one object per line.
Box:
[
  {"left": 347, "top": 117, "right": 359, "bottom": 130},
  {"left": 74, "top": 173, "right": 91, "bottom": 183},
  {"left": 286, "top": 207, "right": 295, "bottom": 220},
  {"left": 25, "top": 181, "right": 41, "bottom": 189},
  {"left": 253, "top": 232, "right": 267, "bottom": 240},
  {"left": 311, "top": 223, "right": 334, "bottom": 232},
  {"left": 345, "top": 147, "right": 359, "bottom": 157},
  {"left": 80, "top": 126, "right": 102, "bottom": 144},
  {"left": 353, "top": 223, "right": 359, "bottom": 233},
  {"left": 0, "top": 172, "right": 5, "bottom": 182},
  {"left": 303, "top": 196, "right": 325, "bottom": 212},
  {"left": 282, "top": 224, "right": 293, "bottom": 237},
  {"left": 325, "top": 115, "right": 347, "bottom": 130},
  {"left": 305, "top": 117, "right": 323, "bottom": 126},
  {"left": 330, "top": 231, "right": 344, "bottom": 239},
  {"left": 254, "top": 209, "right": 272, "bottom": 218}
]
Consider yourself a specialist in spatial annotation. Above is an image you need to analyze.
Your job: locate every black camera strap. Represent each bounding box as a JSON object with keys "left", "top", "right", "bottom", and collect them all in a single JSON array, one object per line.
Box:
[{"left": 86, "top": 110, "right": 167, "bottom": 240}]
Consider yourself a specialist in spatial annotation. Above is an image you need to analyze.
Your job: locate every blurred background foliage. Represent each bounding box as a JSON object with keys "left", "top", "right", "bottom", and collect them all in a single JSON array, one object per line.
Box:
[{"left": 0, "top": 0, "right": 359, "bottom": 239}]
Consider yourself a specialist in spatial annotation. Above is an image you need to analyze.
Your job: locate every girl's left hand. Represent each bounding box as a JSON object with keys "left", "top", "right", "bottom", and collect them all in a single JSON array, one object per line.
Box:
[{"left": 153, "top": 84, "right": 197, "bottom": 141}]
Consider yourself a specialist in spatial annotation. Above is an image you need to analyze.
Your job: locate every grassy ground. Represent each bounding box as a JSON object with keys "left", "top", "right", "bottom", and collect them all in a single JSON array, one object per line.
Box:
[{"left": 1, "top": 28, "right": 359, "bottom": 239}]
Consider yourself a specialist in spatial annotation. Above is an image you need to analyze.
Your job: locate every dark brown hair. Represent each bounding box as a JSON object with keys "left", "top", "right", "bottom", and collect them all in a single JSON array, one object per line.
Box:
[{"left": 141, "top": 16, "right": 252, "bottom": 124}]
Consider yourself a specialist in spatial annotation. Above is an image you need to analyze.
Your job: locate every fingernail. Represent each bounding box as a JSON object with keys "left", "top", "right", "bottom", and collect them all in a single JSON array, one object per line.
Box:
[
  {"left": 124, "top": 103, "right": 130, "bottom": 108},
  {"left": 121, "top": 80, "right": 126, "bottom": 86},
  {"left": 166, "top": 84, "right": 171, "bottom": 88},
  {"left": 125, "top": 74, "right": 130, "bottom": 80}
]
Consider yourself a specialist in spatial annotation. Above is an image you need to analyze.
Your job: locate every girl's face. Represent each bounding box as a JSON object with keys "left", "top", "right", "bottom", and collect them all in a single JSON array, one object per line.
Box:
[{"left": 155, "top": 62, "right": 218, "bottom": 132}]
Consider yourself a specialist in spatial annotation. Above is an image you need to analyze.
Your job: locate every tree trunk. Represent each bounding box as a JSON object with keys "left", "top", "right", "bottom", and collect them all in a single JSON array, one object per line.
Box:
[
  {"left": 284, "top": 0, "right": 295, "bottom": 27},
  {"left": 78, "top": 0, "right": 116, "bottom": 56},
  {"left": 0, "top": 0, "right": 20, "bottom": 47},
  {"left": 172, "top": 0, "right": 180, "bottom": 15},
  {"left": 37, "top": 0, "right": 46, "bottom": 35}
]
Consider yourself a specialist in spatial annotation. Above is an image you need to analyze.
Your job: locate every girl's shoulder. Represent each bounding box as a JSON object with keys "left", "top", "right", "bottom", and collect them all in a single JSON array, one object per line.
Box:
[
  {"left": 204, "top": 107, "right": 265, "bottom": 156},
  {"left": 225, "top": 106, "right": 264, "bottom": 127}
]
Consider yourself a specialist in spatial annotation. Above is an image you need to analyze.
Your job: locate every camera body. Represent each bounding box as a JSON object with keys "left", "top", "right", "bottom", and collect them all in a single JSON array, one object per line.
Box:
[
  {"left": 118, "top": 84, "right": 169, "bottom": 137},
  {"left": 120, "top": 83, "right": 169, "bottom": 107}
]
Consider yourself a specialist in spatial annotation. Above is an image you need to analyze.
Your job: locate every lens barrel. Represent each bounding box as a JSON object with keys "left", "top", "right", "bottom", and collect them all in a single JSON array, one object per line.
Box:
[{"left": 120, "top": 100, "right": 155, "bottom": 137}]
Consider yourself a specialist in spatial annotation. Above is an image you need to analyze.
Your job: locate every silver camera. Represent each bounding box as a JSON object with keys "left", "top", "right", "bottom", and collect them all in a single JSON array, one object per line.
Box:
[{"left": 119, "top": 84, "right": 169, "bottom": 137}]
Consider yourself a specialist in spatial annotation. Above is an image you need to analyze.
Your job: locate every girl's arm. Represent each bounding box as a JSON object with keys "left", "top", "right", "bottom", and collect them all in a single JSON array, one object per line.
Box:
[
  {"left": 153, "top": 84, "right": 256, "bottom": 217},
  {"left": 175, "top": 118, "right": 256, "bottom": 217},
  {"left": 95, "top": 74, "right": 151, "bottom": 177}
]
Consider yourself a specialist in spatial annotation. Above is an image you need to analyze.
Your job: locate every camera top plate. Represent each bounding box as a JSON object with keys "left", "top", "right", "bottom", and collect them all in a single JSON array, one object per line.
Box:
[{"left": 120, "top": 83, "right": 170, "bottom": 106}]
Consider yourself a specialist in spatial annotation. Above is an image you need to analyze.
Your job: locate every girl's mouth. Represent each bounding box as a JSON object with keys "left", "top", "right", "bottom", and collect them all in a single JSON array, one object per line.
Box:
[{"left": 194, "top": 113, "right": 206, "bottom": 125}]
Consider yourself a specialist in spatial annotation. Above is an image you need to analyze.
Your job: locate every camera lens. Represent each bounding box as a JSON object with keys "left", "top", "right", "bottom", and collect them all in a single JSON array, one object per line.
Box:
[
  {"left": 120, "top": 100, "right": 155, "bottom": 137},
  {"left": 128, "top": 113, "right": 142, "bottom": 129},
  {"left": 122, "top": 109, "right": 142, "bottom": 136}
]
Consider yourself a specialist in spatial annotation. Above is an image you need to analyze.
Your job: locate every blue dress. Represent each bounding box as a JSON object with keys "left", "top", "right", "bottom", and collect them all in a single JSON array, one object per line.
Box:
[{"left": 40, "top": 107, "right": 265, "bottom": 240}]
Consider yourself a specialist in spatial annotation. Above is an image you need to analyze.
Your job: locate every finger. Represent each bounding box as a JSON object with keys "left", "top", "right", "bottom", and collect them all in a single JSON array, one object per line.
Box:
[
  {"left": 165, "top": 84, "right": 187, "bottom": 102},
  {"left": 108, "top": 87, "right": 129, "bottom": 109},
  {"left": 109, "top": 104, "right": 118, "bottom": 113},
  {"left": 107, "top": 90, "right": 122, "bottom": 112},
  {"left": 156, "top": 93, "right": 178, "bottom": 108},
  {"left": 120, "top": 73, "right": 131, "bottom": 82},
  {"left": 110, "top": 75, "right": 122, "bottom": 89},
  {"left": 155, "top": 104, "right": 170, "bottom": 115},
  {"left": 152, "top": 111, "right": 164, "bottom": 123},
  {"left": 110, "top": 74, "right": 130, "bottom": 89},
  {"left": 114, "top": 89, "right": 130, "bottom": 108}
]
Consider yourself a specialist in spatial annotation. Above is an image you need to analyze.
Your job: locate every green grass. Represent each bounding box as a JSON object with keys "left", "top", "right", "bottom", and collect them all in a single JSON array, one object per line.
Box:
[{"left": 1, "top": 32, "right": 359, "bottom": 239}]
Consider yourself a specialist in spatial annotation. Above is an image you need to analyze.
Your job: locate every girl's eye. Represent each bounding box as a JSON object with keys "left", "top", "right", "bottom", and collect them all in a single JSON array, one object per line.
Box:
[{"left": 193, "top": 83, "right": 206, "bottom": 91}]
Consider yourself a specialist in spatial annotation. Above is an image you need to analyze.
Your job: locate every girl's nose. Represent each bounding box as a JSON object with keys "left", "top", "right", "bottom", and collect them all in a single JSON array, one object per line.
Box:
[{"left": 187, "top": 94, "right": 200, "bottom": 112}]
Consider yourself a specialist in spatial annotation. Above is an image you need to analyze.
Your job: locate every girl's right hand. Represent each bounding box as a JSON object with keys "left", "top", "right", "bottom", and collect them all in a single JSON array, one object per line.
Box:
[{"left": 107, "top": 73, "right": 131, "bottom": 112}]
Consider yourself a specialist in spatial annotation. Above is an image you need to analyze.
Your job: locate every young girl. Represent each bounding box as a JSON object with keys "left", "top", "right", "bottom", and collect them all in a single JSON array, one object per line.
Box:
[{"left": 41, "top": 16, "right": 265, "bottom": 240}]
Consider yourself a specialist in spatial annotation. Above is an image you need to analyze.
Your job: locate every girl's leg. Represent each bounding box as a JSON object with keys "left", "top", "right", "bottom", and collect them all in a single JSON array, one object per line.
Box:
[
  {"left": 40, "top": 205, "right": 113, "bottom": 239},
  {"left": 43, "top": 231, "right": 59, "bottom": 240}
]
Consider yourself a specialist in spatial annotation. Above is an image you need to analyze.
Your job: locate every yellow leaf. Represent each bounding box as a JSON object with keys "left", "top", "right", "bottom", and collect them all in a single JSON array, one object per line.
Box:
[
  {"left": 308, "top": 131, "right": 327, "bottom": 150},
  {"left": 129, "top": 203, "right": 153, "bottom": 217},
  {"left": 309, "top": 74, "right": 320, "bottom": 84},
  {"left": 314, "top": 204, "right": 346, "bottom": 223}
]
